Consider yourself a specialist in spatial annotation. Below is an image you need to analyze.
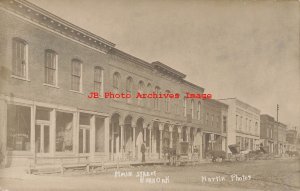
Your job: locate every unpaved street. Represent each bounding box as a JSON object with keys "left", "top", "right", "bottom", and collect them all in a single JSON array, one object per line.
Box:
[{"left": 0, "top": 158, "right": 299, "bottom": 191}]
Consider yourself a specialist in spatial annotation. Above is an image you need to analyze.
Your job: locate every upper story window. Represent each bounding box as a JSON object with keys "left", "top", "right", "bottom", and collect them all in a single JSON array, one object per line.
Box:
[
  {"left": 147, "top": 83, "right": 152, "bottom": 108},
  {"left": 236, "top": 115, "right": 238, "bottom": 129},
  {"left": 223, "top": 116, "right": 227, "bottom": 133},
  {"left": 113, "top": 72, "right": 121, "bottom": 93},
  {"left": 94, "top": 66, "right": 103, "bottom": 96},
  {"left": 190, "top": 99, "right": 194, "bottom": 119},
  {"left": 211, "top": 114, "right": 214, "bottom": 126},
  {"left": 126, "top": 77, "right": 133, "bottom": 103},
  {"left": 183, "top": 97, "right": 187, "bottom": 117},
  {"left": 71, "top": 59, "right": 82, "bottom": 92},
  {"left": 249, "top": 120, "right": 252, "bottom": 132},
  {"left": 138, "top": 81, "right": 145, "bottom": 106},
  {"left": 206, "top": 113, "right": 209, "bottom": 125},
  {"left": 154, "top": 86, "right": 160, "bottom": 110},
  {"left": 165, "top": 90, "right": 171, "bottom": 112},
  {"left": 175, "top": 99, "right": 180, "bottom": 115},
  {"left": 12, "top": 38, "right": 28, "bottom": 79},
  {"left": 255, "top": 122, "right": 258, "bottom": 134},
  {"left": 239, "top": 116, "right": 243, "bottom": 130},
  {"left": 197, "top": 101, "right": 201, "bottom": 120},
  {"left": 44, "top": 50, "right": 58, "bottom": 86}
]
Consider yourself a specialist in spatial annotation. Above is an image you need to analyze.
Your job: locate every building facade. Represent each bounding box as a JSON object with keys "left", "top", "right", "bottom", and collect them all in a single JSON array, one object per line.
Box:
[
  {"left": 0, "top": 0, "right": 222, "bottom": 167},
  {"left": 286, "top": 129, "right": 297, "bottom": 152},
  {"left": 220, "top": 98, "right": 260, "bottom": 153},
  {"left": 201, "top": 99, "right": 228, "bottom": 158},
  {"left": 274, "top": 122, "right": 287, "bottom": 155},
  {"left": 260, "top": 114, "right": 275, "bottom": 153}
]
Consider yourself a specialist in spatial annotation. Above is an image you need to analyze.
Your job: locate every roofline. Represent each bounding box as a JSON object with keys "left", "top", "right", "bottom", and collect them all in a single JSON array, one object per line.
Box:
[
  {"left": 110, "top": 48, "right": 153, "bottom": 69},
  {"left": 182, "top": 80, "right": 205, "bottom": 92},
  {"left": 152, "top": 61, "right": 186, "bottom": 79},
  {"left": 3, "top": 0, "right": 115, "bottom": 48}
]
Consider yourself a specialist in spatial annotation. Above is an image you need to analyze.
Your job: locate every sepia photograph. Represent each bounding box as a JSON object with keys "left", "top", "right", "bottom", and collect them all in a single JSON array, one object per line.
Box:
[{"left": 0, "top": 0, "right": 299, "bottom": 190}]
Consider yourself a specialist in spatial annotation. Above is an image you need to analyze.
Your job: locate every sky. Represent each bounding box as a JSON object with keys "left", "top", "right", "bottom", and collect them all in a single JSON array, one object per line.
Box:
[{"left": 28, "top": 0, "right": 300, "bottom": 128}]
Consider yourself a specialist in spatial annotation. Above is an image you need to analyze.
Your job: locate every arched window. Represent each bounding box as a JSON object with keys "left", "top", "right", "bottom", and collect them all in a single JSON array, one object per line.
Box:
[
  {"left": 165, "top": 90, "right": 171, "bottom": 112},
  {"left": 113, "top": 72, "right": 120, "bottom": 93},
  {"left": 183, "top": 97, "right": 187, "bottom": 117},
  {"left": 94, "top": 66, "right": 103, "bottom": 96},
  {"left": 126, "top": 77, "right": 133, "bottom": 103},
  {"left": 197, "top": 101, "right": 201, "bottom": 120},
  {"left": 71, "top": 59, "right": 82, "bottom": 92},
  {"left": 154, "top": 86, "right": 160, "bottom": 110},
  {"left": 255, "top": 122, "right": 258, "bottom": 135},
  {"left": 174, "top": 98, "right": 179, "bottom": 115},
  {"left": 147, "top": 83, "right": 152, "bottom": 108},
  {"left": 137, "top": 81, "right": 145, "bottom": 106},
  {"left": 12, "top": 38, "right": 28, "bottom": 79},
  {"left": 45, "top": 49, "right": 58, "bottom": 86},
  {"left": 190, "top": 99, "right": 194, "bottom": 119}
]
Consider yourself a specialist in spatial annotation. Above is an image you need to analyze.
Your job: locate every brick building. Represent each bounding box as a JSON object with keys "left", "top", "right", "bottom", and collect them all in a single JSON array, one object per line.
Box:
[
  {"left": 0, "top": 0, "right": 226, "bottom": 167},
  {"left": 274, "top": 122, "right": 287, "bottom": 155},
  {"left": 286, "top": 129, "right": 297, "bottom": 152},
  {"left": 260, "top": 114, "right": 275, "bottom": 153},
  {"left": 201, "top": 99, "right": 228, "bottom": 158}
]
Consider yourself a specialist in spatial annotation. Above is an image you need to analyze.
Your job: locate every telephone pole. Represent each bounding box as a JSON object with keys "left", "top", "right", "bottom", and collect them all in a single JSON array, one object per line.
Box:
[{"left": 276, "top": 104, "right": 279, "bottom": 155}]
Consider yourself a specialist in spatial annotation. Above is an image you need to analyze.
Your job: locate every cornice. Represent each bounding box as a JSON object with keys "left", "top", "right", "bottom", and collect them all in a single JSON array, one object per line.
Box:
[
  {"left": 152, "top": 61, "right": 186, "bottom": 79},
  {"left": 182, "top": 79, "right": 205, "bottom": 92},
  {"left": 1, "top": 0, "right": 115, "bottom": 53},
  {"left": 109, "top": 48, "right": 153, "bottom": 70}
]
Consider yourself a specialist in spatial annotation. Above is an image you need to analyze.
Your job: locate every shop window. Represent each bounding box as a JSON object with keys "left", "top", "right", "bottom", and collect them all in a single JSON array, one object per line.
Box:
[
  {"left": 35, "top": 107, "right": 51, "bottom": 153},
  {"left": 7, "top": 104, "right": 31, "bottom": 151},
  {"left": 56, "top": 111, "right": 73, "bottom": 152},
  {"left": 79, "top": 113, "right": 91, "bottom": 153},
  {"left": 95, "top": 116, "right": 105, "bottom": 152}
]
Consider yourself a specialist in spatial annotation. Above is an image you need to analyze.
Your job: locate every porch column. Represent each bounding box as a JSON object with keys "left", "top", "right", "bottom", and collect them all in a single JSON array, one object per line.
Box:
[
  {"left": 187, "top": 127, "right": 190, "bottom": 142},
  {"left": 169, "top": 125, "right": 174, "bottom": 148},
  {"left": 104, "top": 117, "right": 109, "bottom": 160},
  {"left": 90, "top": 115, "right": 96, "bottom": 161},
  {"left": 120, "top": 123, "right": 124, "bottom": 157},
  {"left": 178, "top": 126, "right": 183, "bottom": 142},
  {"left": 158, "top": 122, "right": 164, "bottom": 159},
  {"left": 50, "top": 109, "right": 56, "bottom": 156},
  {"left": 199, "top": 131, "right": 203, "bottom": 160},
  {"left": 132, "top": 124, "right": 136, "bottom": 160},
  {"left": 111, "top": 123, "right": 115, "bottom": 158},
  {"left": 31, "top": 105, "right": 36, "bottom": 163},
  {"left": 0, "top": 100, "right": 7, "bottom": 165},
  {"left": 74, "top": 112, "right": 79, "bottom": 157},
  {"left": 149, "top": 126, "right": 152, "bottom": 153},
  {"left": 143, "top": 123, "right": 147, "bottom": 142}
]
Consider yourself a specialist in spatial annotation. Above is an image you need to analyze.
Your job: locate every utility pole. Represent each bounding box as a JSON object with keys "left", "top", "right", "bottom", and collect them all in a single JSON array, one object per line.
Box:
[{"left": 276, "top": 104, "right": 279, "bottom": 155}]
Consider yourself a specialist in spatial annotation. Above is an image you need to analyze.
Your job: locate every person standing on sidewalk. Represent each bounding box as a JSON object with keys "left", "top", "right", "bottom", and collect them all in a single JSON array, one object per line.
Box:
[{"left": 141, "top": 141, "right": 146, "bottom": 162}]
